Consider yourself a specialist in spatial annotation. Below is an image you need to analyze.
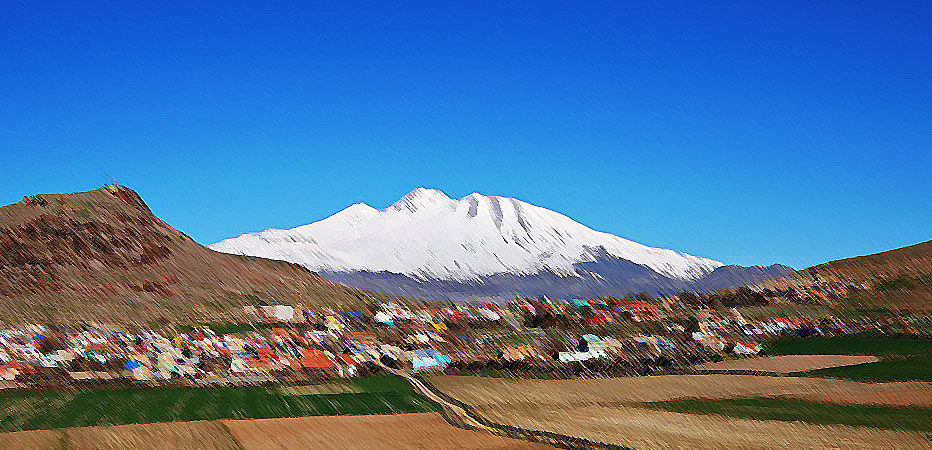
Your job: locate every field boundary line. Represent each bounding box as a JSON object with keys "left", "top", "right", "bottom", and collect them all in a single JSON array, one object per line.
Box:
[
  {"left": 414, "top": 375, "right": 635, "bottom": 450},
  {"left": 217, "top": 420, "right": 246, "bottom": 450}
]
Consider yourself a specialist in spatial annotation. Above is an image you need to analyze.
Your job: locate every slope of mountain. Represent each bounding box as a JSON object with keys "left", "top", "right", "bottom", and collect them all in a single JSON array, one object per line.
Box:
[
  {"left": 0, "top": 184, "right": 410, "bottom": 323},
  {"left": 758, "top": 239, "right": 932, "bottom": 291},
  {"left": 752, "top": 240, "right": 932, "bottom": 309},
  {"left": 320, "top": 261, "right": 795, "bottom": 301},
  {"left": 806, "top": 240, "right": 932, "bottom": 282},
  {"left": 759, "top": 240, "right": 932, "bottom": 288},
  {"left": 213, "top": 188, "right": 793, "bottom": 300}
]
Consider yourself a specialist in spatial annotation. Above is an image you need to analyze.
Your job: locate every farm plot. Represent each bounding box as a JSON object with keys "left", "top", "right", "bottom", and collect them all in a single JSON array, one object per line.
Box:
[
  {"left": 477, "top": 403, "right": 931, "bottom": 450},
  {"left": 65, "top": 421, "right": 239, "bottom": 450},
  {"left": 223, "top": 413, "right": 551, "bottom": 449},
  {"left": 430, "top": 375, "right": 932, "bottom": 449},
  {"left": 429, "top": 374, "right": 929, "bottom": 407},
  {"left": 0, "top": 429, "right": 62, "bottom": 450},
  {"left": 0, "top": 376, "right": 439, "bottom": 433},
  {"left": 787, "top": 387, "right": 932, "bottom": 407},
  {"left": 763, "top": 335, "right": 932, "bottom": 382},
  {"left": 279, "top": 384, "right": 362, "bottom": 396},
  {"left": 0, "top": 413, "right": 551, "bottom": 450},
  {"left": 693, "top": 355, "right": 880, "bottom": 373},
  {"left": 644, "top": 397, "right": 932, "bottom": 433}
]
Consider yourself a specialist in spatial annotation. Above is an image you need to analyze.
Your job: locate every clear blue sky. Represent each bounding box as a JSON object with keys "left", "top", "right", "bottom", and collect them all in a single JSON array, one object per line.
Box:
[{"left": 1, "top": 1, "right": 930, "bottom": 269}]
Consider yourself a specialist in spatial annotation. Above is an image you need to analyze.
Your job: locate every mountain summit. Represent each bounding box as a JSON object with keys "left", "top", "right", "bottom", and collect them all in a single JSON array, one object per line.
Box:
[{"left": 212, "top": 188, "right": 725, "bottom": 284}]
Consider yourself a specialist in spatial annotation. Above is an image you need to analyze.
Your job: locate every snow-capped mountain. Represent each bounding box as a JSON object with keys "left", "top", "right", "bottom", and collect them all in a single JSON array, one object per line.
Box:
[
  {"left": 211, "top": 188, "right": 794, "bottom": 299},
  {"left": 211, "top": 188, "right": 724, "bottom": 282}
]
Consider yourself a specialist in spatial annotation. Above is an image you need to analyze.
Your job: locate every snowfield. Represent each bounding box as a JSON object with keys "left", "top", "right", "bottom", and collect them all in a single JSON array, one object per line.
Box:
[{"left": 210, "top": 188, "right": 723, "bottom": 281}]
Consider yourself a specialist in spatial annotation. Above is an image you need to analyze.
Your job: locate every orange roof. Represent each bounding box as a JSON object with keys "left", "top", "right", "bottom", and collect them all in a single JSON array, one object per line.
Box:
[
  {"left": 300, "top": 349, "right": 337, "bottom": 369},
  {"left": 243, "top": 356, "right": 272, "bottom": 369},
  {"left": 340, "top": 354, "right": 356, "bottom": 366},
  {"left": 257, "top": 347, "right": 278, "bottom": 360},
  {"left": 0, "top": 361, "right": 22, "bottom": 371},
  {"left": 86, "top": 343, "right": 110, "bottom": 352},
  {"left": 345, "top": 332, "right": 376, "bottom": 343}
]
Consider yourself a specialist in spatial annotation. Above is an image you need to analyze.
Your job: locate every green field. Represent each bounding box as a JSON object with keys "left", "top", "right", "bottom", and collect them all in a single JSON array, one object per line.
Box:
[
  {"left": 0, "top": 376, "right": 439, "bottom": 432},
  {"left": 763, "top": 334, "right": 932, "bottom": 381},
  {"left": 763, "top": 333, "right": 929, "bottom": 356},
  {"left": 644, "top": 397, "right": 932, "bottom": 433}
]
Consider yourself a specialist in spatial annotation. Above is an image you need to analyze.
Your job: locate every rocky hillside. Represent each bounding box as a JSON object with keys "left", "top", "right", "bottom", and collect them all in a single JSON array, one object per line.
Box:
[{"left": 0, "top": 184, "right": 411, "bottom": 324}]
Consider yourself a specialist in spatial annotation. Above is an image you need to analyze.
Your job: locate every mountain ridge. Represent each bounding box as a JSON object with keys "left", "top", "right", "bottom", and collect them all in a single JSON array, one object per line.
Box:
[
  {"left": 213, "top": 188, "right": 793, "bottom": 299},
  {"left": 212, "top": 187, "right": 724, "bottom": 282}
]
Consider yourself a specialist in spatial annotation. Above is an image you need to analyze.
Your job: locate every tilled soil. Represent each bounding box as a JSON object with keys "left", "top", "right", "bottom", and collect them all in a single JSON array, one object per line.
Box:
[
  {"left": 693, "top": 355, "right": 881, "bottom": 373},
  {"left": 0, "top": 413, "right": 552, "bottom": 449},
  {"left": 430, "top": 374, "right": 932, "bottom": 406},
  {"left": 0, "top": 429, "right": 61, "bottom": 450},
  {"left": 430, "top": 375, "right": 932, "bottom": 449},
  {"left": 66, "top": 421, "right": 240, "bottom": 450},
  {"left": 478, "top": 403, "right": 932, "bottom": 450},
  {"left": 788, "top": 388, "right": 932, "bottom": 407},
  {"left": 222, "top": 413, "right": 551, "bottom": 449}
]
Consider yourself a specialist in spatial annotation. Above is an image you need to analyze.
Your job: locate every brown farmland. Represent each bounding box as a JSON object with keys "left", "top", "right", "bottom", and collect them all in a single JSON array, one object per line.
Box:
[
  {"left": 65, "top": 421, "right": 240, "bottom": 450},
  {"left": 693, "top": 355, "right": 881, "bottom": 373},
  {"left": 0, "top": 413, "right": 551, "bottom": 450},
  {"left": 223, "top": 413, "right": 551, "bottom": 449},
  {"left": 788, "top": 387, "right": 932, "bottom": 407},
  {"left": 429, "top": 374, "right": 931, "bottom": 406},
  {"left": 478, "top": 403, "right": 931, "bottom": 450},
  {"left": 430, "top": 375, "right": 932, "bottom": 449}
]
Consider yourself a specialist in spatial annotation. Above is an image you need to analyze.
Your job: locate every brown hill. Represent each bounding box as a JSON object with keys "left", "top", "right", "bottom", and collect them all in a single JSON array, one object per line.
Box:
[
  {"left": 761, "top": 240, "right": 932, "bottom": 286},
  {"left": 804, "top": 240, "right": 932, "bottom": 282},
  {"left": 756, "top": 240, "right": 932, "bottom": 308},
  {"left": 0, "top": 184, "right": 413, "bottom": 324}
]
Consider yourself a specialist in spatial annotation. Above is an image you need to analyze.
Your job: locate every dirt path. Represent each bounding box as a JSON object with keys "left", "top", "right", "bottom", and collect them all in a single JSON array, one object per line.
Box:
[{"left": 374, "top": 361, "right": 494, "bottom": 431}]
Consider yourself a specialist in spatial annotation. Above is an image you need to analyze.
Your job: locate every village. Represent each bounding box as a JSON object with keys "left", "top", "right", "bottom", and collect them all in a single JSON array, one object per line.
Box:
[{"left": 0, "top": 287, "right": 912, "bottom": 390}]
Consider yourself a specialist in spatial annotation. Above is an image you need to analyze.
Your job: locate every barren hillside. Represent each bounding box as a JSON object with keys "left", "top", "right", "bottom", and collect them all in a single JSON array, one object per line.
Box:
[
  {"left": 0, "top": 184, "right": 413, "bottom": 324},
  {"left": 755, "top": 240, "right": 932, "bottom": 308}
]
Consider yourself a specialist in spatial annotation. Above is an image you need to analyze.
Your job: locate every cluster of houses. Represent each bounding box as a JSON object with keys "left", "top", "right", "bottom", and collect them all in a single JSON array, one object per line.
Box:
[
  {"left": 508, "top": 296, "right": 664, "bottom": 326},
  {"left": 0, "top": 306, "right": 459, "bottom": 387},
  {"left": 0, "top": 294, "right": 900, "bottom": 388}
]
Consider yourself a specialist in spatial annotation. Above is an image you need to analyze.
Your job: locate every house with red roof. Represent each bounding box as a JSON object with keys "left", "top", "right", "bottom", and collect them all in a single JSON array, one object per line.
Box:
[{"left": 299, "top": 349, "right": 339, "bottom": 376}]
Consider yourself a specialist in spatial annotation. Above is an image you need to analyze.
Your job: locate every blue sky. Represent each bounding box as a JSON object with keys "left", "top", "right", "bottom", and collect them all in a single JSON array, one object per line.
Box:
[{"left": 1, "top": 1, "right": 930, "bottom": 269}]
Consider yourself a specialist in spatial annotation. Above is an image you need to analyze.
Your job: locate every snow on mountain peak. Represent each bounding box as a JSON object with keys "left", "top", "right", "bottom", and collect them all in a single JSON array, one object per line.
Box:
[
  {"left": 390, "top": 188, "right": 453, "bottom": 212},
  {"left": 339, "top": 202, "right": 378, "bottom": 218},
  {"left": 210, "top": 188, "right": 724, "bottom": 282}
]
